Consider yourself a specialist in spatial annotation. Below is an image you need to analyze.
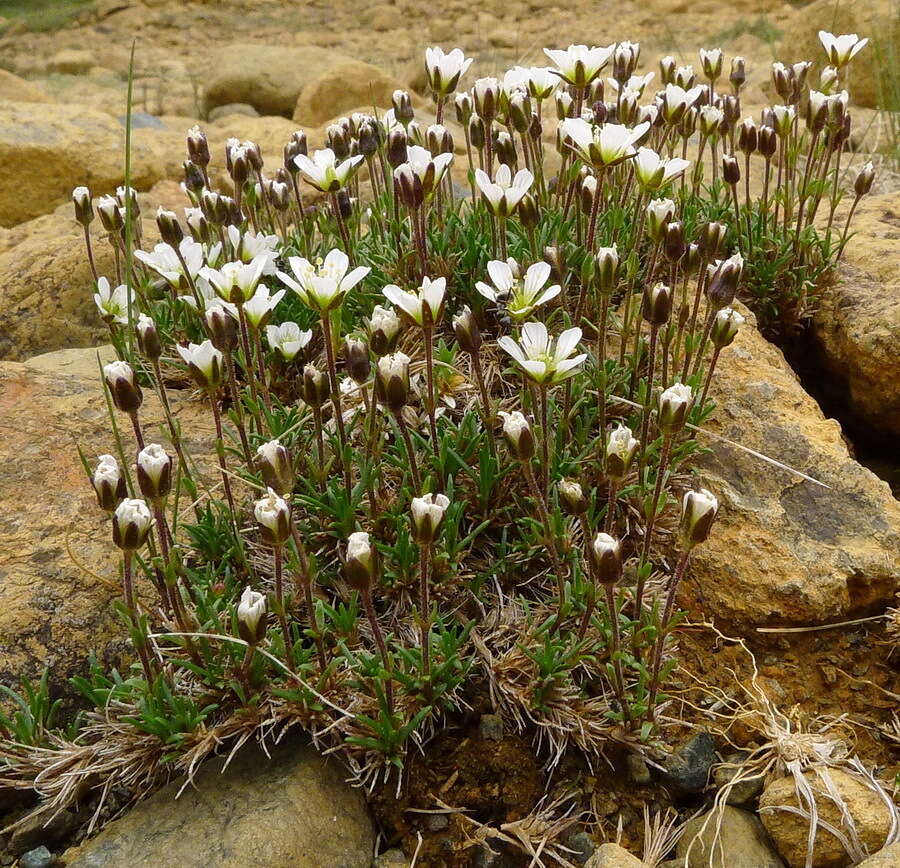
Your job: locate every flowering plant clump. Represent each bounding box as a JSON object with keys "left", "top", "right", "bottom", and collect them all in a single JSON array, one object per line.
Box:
[{"left": 2, "top": 32, "right": 877, "bottom": 853}]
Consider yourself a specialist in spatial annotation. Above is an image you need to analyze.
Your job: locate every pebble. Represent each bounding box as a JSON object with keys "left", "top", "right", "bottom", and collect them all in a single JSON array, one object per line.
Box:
[
  {"left": 478, "top": 714, "right": 504, "bottom": 741},
  {"left": 660, "top": 732, "right": 717, "bottom": 795},
  {"left": 20, "top": 847, "right": 54, "bottom": 868},
  {"left": 565, "top": 830, "right": 596, "bottom": 864},
  {"left": 625, "top": 753, "right": 652, "bottom": 785}
]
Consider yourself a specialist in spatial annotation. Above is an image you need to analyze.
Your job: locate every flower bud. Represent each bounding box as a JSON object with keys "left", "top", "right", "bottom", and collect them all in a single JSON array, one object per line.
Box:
[
  {"left": 387, "top": 128, "right": 408, "bottom": 168},
  {"left": 706, "top": 253, "right": 743, "bottom": 310},
  {"left": 664, "top": 220, "right": 685, "bottom": 263},
  {"left": 410, "top": 493, "right": 450, "bottom": 545},
  {"left": 605, "top": 424, "right": 639, "bottom": 480},
  {"left": 374, "top": 352, "right": 410, "bottom": 412},
  {"left": 367, "top": 305, "right": 402, "bottom": 356},
  {"left": 555, "top": 90, "right": 574, "bottom": 119},
  {"left": 393, "top": 164, "right": 425, "bottom": 209},
  {"left": 710, "top": 306, "right": 745, "bottom": 349},
  {"left": 729, "top": 57, "right": 746, "bottom": 92},
  {"left": 72, "top": 186, "right": 93, "bottom": 226},
  {"left": 452, "top": 306, "right": 482, "bottom": 354},
  {"left": 508, "top": 90, "right": 532, "bottom": 133},
  {"left": 659, "top": 55, "right": 676, "bottom": 86},
  {"left": 646, "top": 198, "right": 675, "bottom": 242},
  {"left": 302, "top": 364, "right": 331, "bottom": 408},
  {"left": 757, "top": 125, "right": 777, "bottom": 160},
  {"left": 494, "top": 131, "right": 517, "bottom": 167},
  {"left": 345, "top": 531, "right": 376, "bottom": 591},
  {"left": 186, "top": 125, "right": 210, "bottom": 168},
  {"left": 104, "top": 360, "right": 143, "bottom": 414},
  {"left": 679, "top": 488, "right": 718, "bottom": 548},
  {"left": 698, "top": 221, "right": 727, "bottom": 259},
  {"left": 256, "top": 439, "right": 294, "bottom": 495},
  {"left": 357, "top": 120, "right": 379, "bottom": 157},
  {"left": 237, "top": 586, "right": 268, "bottom": 644},
  {"left": 392, "top": 89, "right": 414, "bottom": 124},
  {"left": 473, "top": 77, "right": 500, "bottom": 122},
  {"left": 183, "top": 159, "right": 206, "bottom": 196},
  {"left": 658, "top": 383, "right": 692, "bottom": 433},
  {"left": 543, "top": 245, "right": 566, "bottom": 284},
  {"left": 137, "top": 443, "right": 172, "bottom": 501},
  {"left": 854, "top": 161, "right": 875, "bottom": 198},
  {"left": 642, "top": 282, "right": 672, "bottom": 325},
  {"left": 176, "top": 340, "right": 223, "bottom": 391},
  {"left": 92, "top": 454, "right": 126, "bottom": 511},
  {"left": 591, "top": 533, "right": 622, "bottom": 584},
  {"left": 518, "top": 193, "right": 539, "bottom": 230},
  {"left": 579, "top": 173, "right": 597, "bottom": 215},
  {"left": 136, "top": 313, "right": 162, "bottom": 361},
  {"left": 596, "top": 245, "right": 619, "bottom": 293},
  {"left": 205, "top": 306, "right": 238, "bottom": 353},
  {"left": 344, "top": 337, "right": 371, "bottom": 385},
  {"left": 683, "top": 242, "right": 701, "bottom": 275},
  {"left": 738, "top": 118, "right": 757, "bottom": 155},
  {"left": 455, "top": 91, "right": 473, "bottom": 124},
  {"left": 284, "top": 130, "right": 308, "bottom": 173},
  {"left": 156, "top": 208, "right": 184, "bottom": 247},
  {"left": 722, "top": 153, "right": 740, "bottom": 185},
  {"left": 559, "top": 479, "right": 587, "bottom": 515},
  {"left": 498, "top": 410, "right": 534, "bottom": 461},
  {"left": 468, "top": 115, "right": 485, "bottom": 150},
  {"left": 112, "top": 497, "right": 153, "bottom": 551},
  {"left": 699, "top": 48, "right": 723, "bottom": 82},
  {"left": 97, "top": 196, "right": 124, "bottom": 233},
  {"left": 254, "top": 487, "right": 291, "bottom": 547}
]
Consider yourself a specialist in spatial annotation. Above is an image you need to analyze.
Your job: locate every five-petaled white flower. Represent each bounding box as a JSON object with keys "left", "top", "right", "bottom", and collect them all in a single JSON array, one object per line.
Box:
[
  {"left": 661, "top": 82, "right": 705, "bottom": 122},
  {"left": 474, "top": 165, "right": 534, "bottom": 217},
  {"left": 405, "top": 145, "right": 455, "bottom": 199},
  {"left": 242, "top": 285, "right": 286, "bottom": 329},
  {"left": 93, "top": 277, "right": 131, "bottom": 325},
  {"left": 476, "top": 260, "right": 560, "bottom": 321},
  {"left": 136, "top": 238, "right": 205, "bottom": 287},
  {"left": 382, "top": 276, "right": 446, "bottom": 327},
  {"left": 818, "top": 31, "right": 868, "bottom": 68},
  {"left": 544, "top": 43, "right": 615, "bottom": 87},
  {"left": 560, "top": 118, "right": 650, "bottom": 167},
  {"left": 266, "top": 321, "right": 312, "bottom": 361},
  {"left": 293, "top": 147, "right": 363, "bottom": 193},
  {"left": 227, "top": 226, "right": 279, "bottom": 274},
  {"left": 425, "top": 46, "right": 474, "bottom": 96},
  {"left": 199, "top": 256, "right": 268, "bottom": 305},
  {"left": 176, "top": 339, "right": 222, "bottom": 387},
  {"left": 633, "top": 147, "right": 691, "bottom": 191},
  {"left": 498, "top": 321, "right": 586, "bottom": 384},
  {"left": 276, "top": 249, "right": 370, "bottom": 313}
]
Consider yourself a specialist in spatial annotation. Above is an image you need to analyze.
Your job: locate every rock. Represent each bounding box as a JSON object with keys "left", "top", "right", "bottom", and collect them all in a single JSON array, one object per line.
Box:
[
  {"left": 0, "top": 101, "right": 182, "bottom": 226},
  {"left": 625, "top": 753, "right": 652, "bottom": 786},
  {"left": 676, "top": 806, "right": 784, "bottom": 868},
  {"left": 363, "top": 4, "right": 403, "bottom": 30},
  {"left": 759, "top": 768, "right": 894, "bottom": 868},
  {"left": 20, "top": 846, "right": 55, "bottom": 868},
  {"left": 47, "top": 50, "right": 95, "bottom": 76},
  {"left": 479, "top": 713, "right": 504, "bottom": 741},
  {"left": 119, "top": 112, "right": 164, "bottom": 130},
  {"left": 565, "top": 830, "right": 596, "bottom": 864},
  {"left": 660, "top": 732, "right": 717, "bottom": 795},
  {"left": 712, "top": 755, "right": 765, "bottom": 806},
  {"left": 585, "top": 843, "right": 643, "bottom": 867},
  {"left": 857, "top": 843, "right": 900, "bottom": 867},
  {"left": 203, "top": 43, "right": 355, "bottom": 118},
  {"left": 293, "top": 60, "right": 404, "bottom": 128},
  {"left": 9, "top": 809, "right": 76, "bottom": 856},
  {"left": 0, "top": 346, "right": 213, "bottom": 705},
  {"left": 0, "top": 69, "right": 52, "bottom": 102},
  {"left": 64, "top": 736, "right": 374, "bottom": 867},
  {"left": 207, "top": 102, "right": 260, "bottom": 122},
  {"left": 779, "top": 0, "right": 896, "bottom": 109},
  {"left": 692, "top": 302, "right": 900, "bottom": 627},
  {"left": 373, "top": 849, "right": 409, "bottom": 867},
  {"left": 811, "top": 192, "right": 900, "bottom": 441}
]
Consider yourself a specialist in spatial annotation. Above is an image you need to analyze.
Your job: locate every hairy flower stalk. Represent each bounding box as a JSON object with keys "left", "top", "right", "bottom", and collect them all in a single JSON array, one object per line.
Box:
[{"left": 255, "top": 488, "right": 294, "bottom": 661}]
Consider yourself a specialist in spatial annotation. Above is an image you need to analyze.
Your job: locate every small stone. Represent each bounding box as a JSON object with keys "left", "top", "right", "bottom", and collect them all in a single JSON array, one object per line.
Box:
[
  {"left": 713, "top": 754, "right": 765, "bottom": 806},
  {"left": 478, "top": 714, "right": 504, "bottom": 741},
  {"left": 857, "top": 843, "right": 900, "bottom": 867},
  {"left": 625, "top": 753, "right": 652, "bottom": 785},
  {"left": 424, "top": 813, "right": 449, "bottom": 832},
  {"left": 676, "top": 805, "right": 784, "bottom": 868},
  {"left": 585, "top": 843, "right": 643, "bottom": 867},
  {"left": 373, "top": 849, "right": 409, "bottom": 867},
  {"left": 47, "top": 49, "right": 95, "bottom": 75},
  {"left": 565, "top": 829, "right": 595, "bottom": 864},
  {"left": 9, "top": 810, "right": 76, "bottom": 856},
  {"left": 208, "top": 103, "right": 260, "bottom": 122},
  {"left": 660, "top": 732, "right": 717, "bottom": 795},
  {"left": 20, "top": 846, "right": 54, "bottom": 868}
]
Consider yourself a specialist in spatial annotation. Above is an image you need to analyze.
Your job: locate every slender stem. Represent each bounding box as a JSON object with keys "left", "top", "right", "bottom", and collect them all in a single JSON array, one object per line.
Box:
[
  {"left": 273, "top": 546, "right": 294, "bottom": 664},
  {"left": 223, "top": 352, "right": 252, "bottom": 467},
  {"left": 539, "top": 385, "right": 550, "bottom": 495},
  {"left": 210, "top": 394, "right": 240, "bottom": 538},
  {"left": 129, "top": 410, "right": 145, "bottom": 454},
  {"left": 320, "top": 312, "right": 352, "bottom": 497},
  {"left": 236, "top": 303, "right": 263, "bottom": 430},
  {"left": 634, "top": 434, "right": 672, "bottom": 621},
  {"left": 419, "top": 542, "right": 432, "bottom": 698},
  {"left": 638, "top": 323, "right": 659, "bottom": 480},
  {"left": 330, "top": 192, "right": 352, "bottom": 251},
  {"left": 523, "top": 462, "right": 566, "bottom": 630},
  {"left": 604, "top": 583, "right": 629, "bottom": 721},
  {"left": 603, "top": 480, "right": 618, "bottom": 533},
  {"left": 123, "top": 552, "right": 155, "bottom": 682},
  {"left": 393, "top": 409, "right": 421, "bottom": 491},
  {"left": 471, "top": 351, "right": 497, "bottom": 459},
  {"left": 83, "top": 226, "right": 98, "bottom": 282},
  {"left": 699, "top": 345, "right": 722, "bottom": 408},
  {"left": 290, "top": 522, "right": 327, "bottom": 671},
  {"left": 363, "top": 588, "right": 393, "bottom": 715},
  {"left": 423, "top": 325, "right": 440, "bottom": 458}
]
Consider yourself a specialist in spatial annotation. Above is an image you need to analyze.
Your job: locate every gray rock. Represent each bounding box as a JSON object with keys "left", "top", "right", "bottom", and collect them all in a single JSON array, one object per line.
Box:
[
  {"left": 117, "top": 112, "right": 164, "bottom": 130},
  {"left": 676, "top": 805, "right": 784, "bottom": 868},
  {"left": 20, "top": 846, "right": 55, "bottom": 868},
  {"left": 660, "top": 732, "right": 717, "bottom": 795},
  {"left": 65, "top": 736, "right": 374, "bottom": 867},
  {"left": 9, "top": 809, "right": 76, "bottom": 856},
  {"left": 565, "top": 830, "right": 596, "bottom": 864},
  {"left": 208, "top": 103, "right": 260, "bottom": 122},
  {"left": 373, "top": 849, "right": 409, "bottom": 867},
  {"left": 626, "top": 753, "right": 652, "bottom": 785},
  {"left": 713, "top": 755, "right": 765, "bottom": 806},
  {"left": 479, "top": 714, "right": 504, "bottom": 741}
]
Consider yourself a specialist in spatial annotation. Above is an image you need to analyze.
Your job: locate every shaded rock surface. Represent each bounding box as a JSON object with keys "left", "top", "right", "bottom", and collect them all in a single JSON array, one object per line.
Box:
[
  {"left": 676, "top": 805, "right": 784, "bottom": 868},
  {"left": 692, "top": 303, "right": 900, "bottom": 627},
  {"left": 63, "top": 736, "right": 374, "bottom": 867},
  {"left": 660, "top": 731, "right": 717, "bottom": 795},
  {"left": 585, "top": 843, "right": 643, "bottom": 867},
  {"left": 857, "top": 843, "right": 900, "bottom": 867},
  {"left": 759, "top": 769, "right": 894, "bottom": 868},
  {"left": 0, "top": 70, "right": 52, "bottom": 102}
]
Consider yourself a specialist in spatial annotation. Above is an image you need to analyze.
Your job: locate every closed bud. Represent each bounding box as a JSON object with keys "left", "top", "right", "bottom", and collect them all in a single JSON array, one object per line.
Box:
[
  {"left": 256, "top": 439, "right": 294, "bottom": 495},
  {"left": 722, "top": 153, "right": 740, "bottom": 185},
  {"left": 706, "top": 253, "right": 743, "bottom": 309},
  {"left": 112, "top": 498, "right": 153, "bottom": 551},
  {"left": 92, "top": 454, "right": 126, "bottom": 511},
  {"left": 205, "top": 306, "right": 238, "bottom": 353},
  {"left": 392, "top": 89, "right": 414, "bottom": 124},
  {"left": 820, "top": 65, "right": 839, "bottom": 94},
  {"left": 605, "top": 424, "right": 639, "bottom": 480},
  {"left": 137, "top": 443, "right": 172, "bottom": 501},
  {"left": 659, "top": 55, "right": 676, "bottom": 86},
  {"left": 721, "top": 94, "right": 741, "bottom": 128},
  {"left": 97, "top": 196, "right": 124, "bottom": 233},
  {"left": 664, "top": 220, "right": 685, "bottom": 263},
  {"left": 679, "top": 488, "right": 718, "bottom": 548},
  {"left": 426, "top": 123, "right": 453, "bottom": 157},
  {"left": 411, "top": 493, "right": 450, "bottom": 545},
  {"left": 710, "top": 306, "right": 745, "bottom": 349},
  {"left": 104, "top": 360, "right": 142, "bottom": 414},
  {"left": 374, "top": 352, "right": 410, "bottom": 411},
  {"left": 698, "top": 221, "right": 727, "bottom": 259},
  {"left": 367, "top": 305, "right": 402, "bottom": 356},
  {"left": 72, "top": 186, "right": 93, "bottom": 226},
  {"left": 518, "top": 192, "right": 539, "bottom": 230},
  {"left": 559, "top": 479, "right": 587, "bottom": 515},
  {"left": 498, "top": 410, "right": 534, "bottom": 461},
  {"left": 555, "top": 90, "right": 574, "bottom": 119},
  {"left": 683, "top": 242, "right": 701, "bottom": 275},
  {"left": 646, "top": 197, "right": 676, "bottom": 242},
  {"left": 596, "top": 245, "right": 619, "bottom": 293},
  {"left": 336, "top": 188, "right": 353, "bottom": 220},
  {"left": 658, "top": 382, "right": 692, "bottom": 433},
  {"left": 730, "top": 57, "right": 746, "bottom": 92},
  {"left": 302, "top": 364, "right": 331, "bottom": 408},
  {"left": 468, "top": 115, "right": 485, "bottom": 150},
  {"left": 854, "top": 161, "right": 875, "bottom": 198},
  {"left": 237, "top": 587, "right": 268, "bottom": 644},
  {"left": 473, "top": 77, "right": 500, "bottom": 122},
  {"left": 494, "top": 131, "right": 517, "bottom": 167},
  {"left": 699, "top": 48, "right": 723, "bottom": 82},
  {"left": 254, "top": 487, "right": 291, "bottom": 547},
  {"left": 345, "top": 531, "right": 376, "bottom": 591},
  {"left": 344, "top": 337, "right": 371, "bottom": 385},
  {"left": 738, "top": 118, "right": 757, "bottom": 155},
  {"left": 455, "top": 91, "right": 473, "bottom": 124},
  {"left": 186, "top": 125, "right": 210, "bottom": 167},
  {"left": 183, "top": 159, "right": 206, "bottom": 196},
  {"left": 642, "top": 281, "right": 672, "bottom": 325},
  {"left": 176, "top": 340, "right": 223, "bottom": 391},
  {"left": 758, "top": 125, "right": 777, "bottom": 159},
  {"left": 387, "top": 128, "right": 408, "bottom": 168},
  {"left": 230, "top": 148, "right": 250, "bottom": 185},
  {"left": 592, "top": 98, "right": 610, "bottom": 125},
  {"left": 393, "top": 164, "right": 424, "bottom": 209},
  {"left": 509, "top": 90, "right": 532, "bottom": 133},
  {"left": 579, "top": 173, "right": 597, "bottom": 215},
  {"left": 357, "top": 121, "right": 379, "bottom": 157},
  {"left": 136, "top": 313, "right": 162, "bottom": 361},
  {"left": 591, "top": 533, "right": 622, "bottom": 584},
  {"left": 156, "top": 208, "right": 183, "bottom": 247},
  {"left": 452, "top": 305, "right": 482, "bottom": 354},
  {"left": 543, "top": 245, "right": 566, "bottom": 285}
]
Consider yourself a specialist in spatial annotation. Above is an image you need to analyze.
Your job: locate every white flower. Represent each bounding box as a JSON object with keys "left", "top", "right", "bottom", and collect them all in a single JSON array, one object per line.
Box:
[
  {"left": 226, "top": 226, "right": 279, "bottom": 274},
  {"left": 276, "top": 249, "right": 369, "bottom": 313},
  {"left": 177, "top": 277, "right": 238, "bottom": 318},
  {"left": 347, "top": 530, "right": 374, "bottom": 563},
  {"left": 476, "top": 260, "right": 560, "bottom": 321},
  {"left": 698, "top": 47, "right": 723, "bottom": 78},
  {"left": 818, "top": 31, "right": 868, "bottom": 68},
  {"left": 404, "top": 145, "right": 454, "bottom": 198},
  {"left": 633, "top": 147, "right": 690, "bottom": 191},
  {"left": 294, "top": 147, "right": 363, "bottom": 192},
  {"left": 498, "top": 321, "right": 586, "bottom": 385},
  {"left": 525, "top": 66, "right": 559, "bottom": 99},
  {"left": 94, "top": 454, "right": 120, "bottom": 486},
  {"left": 658, "top": 382, "right": 693, "bottom": 432},
  {"left": 112, "top": 497, "right": 153, "bottom": 549},
  {"left": 498, "top": 410, "right": 531, "bottom": 441},
  {"left": 176, "top": 339, "right": 222, "bottom": 388},
  {"left": 592, "top": 532, "right": 619, "bottom": 558},
  {"left": 103, "top": 359, "right": 135, "bottom": 387},
  {"left": 93, "top": 277, "right": 131, "bottom": 325},
  {"left": 135, "top": 238, "right": 205, "bottom": 287},
  {"left": 680, "top": 488, "right": 719, "bottom": 546},
  {"left": 544, "top": 43, "right": 615, "bottom": 87},
  {"left": 607, "top": 72, "right": 654, "bottom": 96},
  {"left": 199, "top": 256, "right": 268, "bottom": 304},
  {"left": 242, "top": 285, "right": 286, "bottom": 329},
  {"left": 237, "top": 586, "right": 267, "bottom": 635},
  {"left": 382, "top": 276, "right": 446, "bottom": 327},
  {"left": 560, "top": 118, "right": 649, "bottom": 167},
  {"left": 771, "top": 104, "right": 796, "bottom": 136},
  {"left": 137, "top": 443, "right": 170, "bottom": 484},
  {"left": 115, "top": 498, "right": 151, "bottom": 527},
  {"left": 254, "top": 486, "right": 291, "bottom": 545},
  {"left": 474, "top": 165, "right": 534, "bottom": 216},
  {"left": 699, "top": 105, "right": 724, "bottom": 136},
  {"left": 410, "top": 492, "right": 450, "bottom": 543},
  {"left": 662, "top": 82, "right": 704, "bottom": 122},
  {"left": 425, "top": 46, "right": 474, "bottom": 95},
  {"left": 266, "top": 321, "right": 311, "bottom": 361},
  {"left": 646, "top": 197, "right": 676, "bottom": 238}
]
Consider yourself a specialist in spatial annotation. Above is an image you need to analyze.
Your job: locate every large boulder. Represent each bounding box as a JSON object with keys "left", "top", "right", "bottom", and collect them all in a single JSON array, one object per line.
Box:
[
  {"left": 63, "top": 736, "right": 374, "bottom": 867},
  {"left": 202, "top": 43, "right": 355, "bottom": 118},
  {"left": 691, "top": 303, "right": 900, "bottom": 627},
  {"left": 0, "top": 69, "right": 52, "bottom": 103},
  {"left": 811, "top": 192, "right": 900, "bottom": 442},
  {"left": 0, "top": 347, "right": 212, "bottom": 705},
  {"left": 759, "top": 769, "right": 895, "bottom": 868},
  {"left": 779, "top": 0, "right": 896, "bottom": 109},
  {"left": 0, "top": 101, "right": 183, "bottom": 226}
]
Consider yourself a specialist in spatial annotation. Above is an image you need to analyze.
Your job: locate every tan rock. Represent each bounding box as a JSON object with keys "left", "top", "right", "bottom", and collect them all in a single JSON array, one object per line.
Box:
[
  {"left": 0, "top": 346, "right": 212, "bottom": 705},
  {"left": 0, "top": 69, "right": 52, "bottom": 102},
  {"left": 812, "top": 192, "right": 900, "bottom": 440},
  {"left": 293, "top": 60, "right": 404, "bottom": 128},
  {"left": 857, "top": 843, "right": 900, "bottom": 867},
  {"left": 677, "top": 806, "right": 784, "bottom": 868},
  {"left": 364, "top": 4, "right": 403, "bottom": 31},
  {"left": 585, "top": 843, "right": 643, "bottom": 867},
  {"left": 692, "top": 302, "right": 900, "bottom": 627},
  {"left": 759, "top": 769, "right": 894, "bottom": 868},
  {"left": 779, "top": 0, "right": 896, "bottom": 109},
  {"left": 63, "top": 735, "right": 374, "bottom": 867},
  {"left": 47, "top": 49, "right": 95, "bottom": 76},
  {"left": 202, "top": 43, "right": 355, "bottom": 118}
]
